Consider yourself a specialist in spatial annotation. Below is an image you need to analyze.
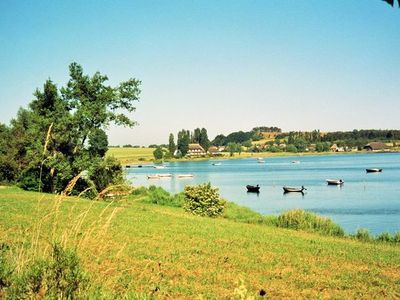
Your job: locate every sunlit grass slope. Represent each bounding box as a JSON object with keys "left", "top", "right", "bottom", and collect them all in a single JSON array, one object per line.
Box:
[
  {"left": 0, "top": 186, "right": 399, "bottom": 298},
  {"left": 107, "top": 147, "right": 154, "bottom": 164}
]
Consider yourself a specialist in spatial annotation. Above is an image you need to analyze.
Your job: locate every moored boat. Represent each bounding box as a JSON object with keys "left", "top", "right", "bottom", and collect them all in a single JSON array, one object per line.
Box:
[
  {"left": 326, "top": 179, "right": 344, "bottom": 185},
  {"left": 147, "top": 175, "right": 160, "bottom": 179},
  {"left": 154, "top": 165, "right": 166, "bottom": 169},
  {"left": 212, "top": 162, "right": 222, "bottom": 166},
  {"left": 157, "top": 173, "right": 173, "bottom": 178},
  {"left": 246, "top": 185, "right": 260, "bottom": 193},
  {"left": 283, "top": 186, "right": 306, "bottom": 193},
  {"left": 366, "top": 168, "right": 382, "bottom": 173},
  {"left": 177, "top": 174, "right": 194, "bottom": 178}
]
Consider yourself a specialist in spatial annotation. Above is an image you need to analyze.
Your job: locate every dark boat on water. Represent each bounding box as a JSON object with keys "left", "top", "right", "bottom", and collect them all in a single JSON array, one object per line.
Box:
[
  {"left": 366, "top": 168, "right": 382, "bottom": 173},
  {"left": 246, "top": 185, "right": 260, "bottom": 193},
  {"left": 283, "top": 186, "right": 306, "bottom": 193},
  {"left": 326, "top": 179, "right": 344, "bottom": 185}
]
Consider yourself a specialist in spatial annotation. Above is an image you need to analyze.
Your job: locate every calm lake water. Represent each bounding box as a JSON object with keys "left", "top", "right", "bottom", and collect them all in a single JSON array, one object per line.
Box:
[{"left": 126, "top": 153, "right": 400, "bottom": 235}]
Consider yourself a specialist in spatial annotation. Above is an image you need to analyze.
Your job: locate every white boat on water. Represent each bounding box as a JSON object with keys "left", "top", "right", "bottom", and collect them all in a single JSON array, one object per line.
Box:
[
  {"left": 157, "top": 173, "right": 173, "bottom": 178},
  {"left": 326, "top": 179, "right": 344, "bottom": 185},
  {"left": 147, "top": 175, "right": 160, "bottom": 179},
  {"left": 212, "top": 162, "right": 222, "bottom": 166},
  {"left": 292, "top": 160, "right": 300, "bottom": 164},
  {"left": 177, "top": 174, "right": 194, "bottom": 178},
  {"left": 154, "top": 165, "right": 166, "bottom": 169},
  {"left": 257, "top": 160, "right": 265, "bottom": 163}
]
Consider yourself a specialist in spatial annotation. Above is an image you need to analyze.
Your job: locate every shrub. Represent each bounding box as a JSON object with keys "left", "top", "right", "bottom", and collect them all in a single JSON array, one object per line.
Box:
[
  {"left": 377, "top": 232, "right": 392, "bottom": 243},
  {"left": 266, "top": 145, "right": 282, "bottom": 153},
  {"left": 0, "top": 243, "right": 89, "bottom": 299},
  {"left": 131, "top": 186, "right": 149, "bottom": 197},
  {"left": 276, "top": 209, "right": 345, "bottom": 237},
  {"left": 184, "top": 183, "right": 225, "bottom": 217},
  {"left": 286, "top": 144, "right": 298, "bottom": 152},
  {"left": 0, "top": 243, "right": 13, "bottom": 291},
  {"left": 393, "top": 232, "right": 400, "bottom": 244},
  {"left": 142, "top": 186, "right": 184, "bottom": 207},
  {"left": 355, "top": 228, "right": 372, "bottom": 242},
  {"left": 89, "top": 156, "right": 124, "bottom": 193},
  {"left": 153, "top": 147, "right": 164, "bottom": 160}
]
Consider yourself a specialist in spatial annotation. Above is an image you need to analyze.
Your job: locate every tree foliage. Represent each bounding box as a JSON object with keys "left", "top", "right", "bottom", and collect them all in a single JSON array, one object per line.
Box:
[
  {"left": 168, "top": 133, "right": 176, "bottom": 155},
  {"left": 0, "top": 63, "right": 141, "bottom": 196},
  {"left": 177, "top": 129, "right": 190, "bottom": 156},
  {"left": 153, "top": 147, "right": 164, "bottom": 160},
  {"left": 184, "top": 183, "right": 225, "bottom": 217}
]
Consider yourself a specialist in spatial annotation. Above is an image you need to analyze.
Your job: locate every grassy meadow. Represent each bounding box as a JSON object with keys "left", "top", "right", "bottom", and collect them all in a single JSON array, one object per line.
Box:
[
  {"left": 107, "top": 147, "right": 155, "bottom": 164},
  {"left": 0, "top": 186, "right": 399, "bottom": 298}
]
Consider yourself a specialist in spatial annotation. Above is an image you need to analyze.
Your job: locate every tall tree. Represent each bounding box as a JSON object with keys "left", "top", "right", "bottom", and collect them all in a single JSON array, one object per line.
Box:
[
  {"left": 61, "top": 62, "right": 141, "bottom": 152},
  {"left": 5, "top": 63, "right": 141, "bottom": 195},
  {"left": 193, "top": 128, "right": 201, "bottom": 143},
  {"left": 177, "top": 129, "right": 190, "bottom": 156},
  {"left": 168, "top": 133, "right": 176, "bottom": 155},
  {"left": 199, "top": 128, "right": 210, "bottom": 150}
]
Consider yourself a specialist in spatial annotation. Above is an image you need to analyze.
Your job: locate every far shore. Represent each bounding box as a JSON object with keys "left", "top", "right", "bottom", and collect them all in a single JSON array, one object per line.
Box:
[{"left": 107, "top": 147, "right": 399, "bottom": 166}]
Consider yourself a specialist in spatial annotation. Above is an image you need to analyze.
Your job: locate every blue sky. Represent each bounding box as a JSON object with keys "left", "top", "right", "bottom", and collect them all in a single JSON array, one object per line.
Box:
[{"left": 0, "top": 1, "right": 399, "bottom": 145}]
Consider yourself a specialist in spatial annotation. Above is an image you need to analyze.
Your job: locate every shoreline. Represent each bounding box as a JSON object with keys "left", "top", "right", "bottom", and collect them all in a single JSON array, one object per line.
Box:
[{"left": 120, "top": 150, "right": 398, "bottom": 167}]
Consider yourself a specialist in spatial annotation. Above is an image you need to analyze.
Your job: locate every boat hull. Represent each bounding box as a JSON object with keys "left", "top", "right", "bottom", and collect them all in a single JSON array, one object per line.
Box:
[
  {"left": 366, "top": 169, "right": 382, "bottom": 173},
  {"left": 177, "top": 174, "right": 194, "bottom": 178},
  {"left": 283, "top": 186, "right": 305, "bottom": 193},
  {"left": 326, "top": 179, "right": 344, "bottom": 185},
  {"left": 246, "top": 185, "right": 260, "bottom": 193}
]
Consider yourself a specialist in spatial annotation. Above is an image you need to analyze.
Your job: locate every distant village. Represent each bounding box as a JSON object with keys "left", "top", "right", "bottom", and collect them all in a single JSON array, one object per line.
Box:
[{"left": 115, "top": 127, "right": 399, "bottom": 159}]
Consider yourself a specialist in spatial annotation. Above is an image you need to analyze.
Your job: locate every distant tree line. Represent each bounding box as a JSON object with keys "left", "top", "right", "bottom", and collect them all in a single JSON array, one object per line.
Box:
[
  {"left": 212, "top": 126, "right": 281, "bottom": 146},
  {"left": 151, "top": 127, "right": 399, "bottom": 160},
  {"left": 321, "top": 130, "right": 400, "bottom": 142}
]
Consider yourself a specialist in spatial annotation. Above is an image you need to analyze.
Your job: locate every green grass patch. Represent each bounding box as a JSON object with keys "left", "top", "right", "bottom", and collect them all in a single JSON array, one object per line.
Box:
[
  {"left": 276, "top": 209, "right": 345, "bottom": 237},
  {"left": 0, "top": 186, "right": 399, "bottom": 298},
  {"left": 223, "top": 201, "right": 277, "bottom": 226},
  {"left": 107, "top": 147, "right": 154, "bottom": 164},
  {"left": 138, "top": 185, "right": 185, "bottom": 207}
]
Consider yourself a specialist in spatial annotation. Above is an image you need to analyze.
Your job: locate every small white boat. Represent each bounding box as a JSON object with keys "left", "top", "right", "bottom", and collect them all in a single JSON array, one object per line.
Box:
[
  {"left": 283, "top": 186, "right": 306, "bottom": 193},
  {"left": 257, "top": 160, "right": 265, "bottom": 163},
  {"left": 292, "top": 160, "right": 300, "bottom": 164},
  {"left": 157, "top": 173, "right": 173, "bottom": 178},
  {"left": 147, "top": 175, "right": 160, "bottom": 179},
  {"left": 154, "top": 165, "right": 166, "bottom": 169},
  {"left": 212, "top": 162, "right": 222, "bottom": 166},
  {"left": 177, "top": 174, "right": 194, "bottom": 178},
  {"left": 326, "top": 179, "right": 344, "bottom": 185}
]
